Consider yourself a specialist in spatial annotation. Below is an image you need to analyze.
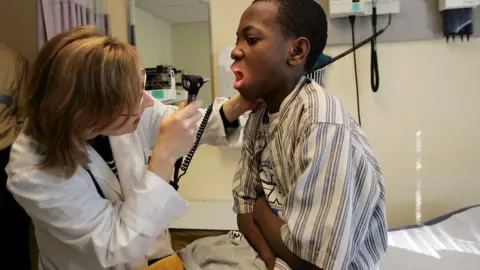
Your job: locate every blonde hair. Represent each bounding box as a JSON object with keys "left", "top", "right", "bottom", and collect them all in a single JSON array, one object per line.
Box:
[{"left": 24, "top": 26, "right": 143, "bottom": 178}]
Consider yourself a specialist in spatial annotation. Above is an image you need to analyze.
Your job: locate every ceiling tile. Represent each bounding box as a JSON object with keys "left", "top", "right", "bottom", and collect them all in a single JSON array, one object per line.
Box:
[{"left": 152, "top": 3, "right": 209, "bottom": 23}]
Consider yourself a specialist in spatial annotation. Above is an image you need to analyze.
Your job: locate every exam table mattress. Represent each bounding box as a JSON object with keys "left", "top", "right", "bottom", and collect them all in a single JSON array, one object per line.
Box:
[
  {"left": 165, "top": 205, "right": 480, "bottom": 269},
  {"left": 381, "top": 204, "right": 480, "bottom": 270}
]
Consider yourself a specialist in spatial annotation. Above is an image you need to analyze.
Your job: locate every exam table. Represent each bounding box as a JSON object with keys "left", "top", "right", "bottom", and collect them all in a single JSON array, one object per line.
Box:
[
  {"left": 146, "top": 204, "right": 480, "bottom": 269},
  {"left": 381, "top": 204, "right": 480, "bottom": 270}
]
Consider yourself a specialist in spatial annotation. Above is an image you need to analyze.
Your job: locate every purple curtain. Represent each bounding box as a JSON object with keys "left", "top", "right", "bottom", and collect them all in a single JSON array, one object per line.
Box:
[
  {"left": 128, "top": 0, "right": 136, "bottom": 46},
  {"left": 129, "top": 24, "right": 136, "bottom": 46},
  {"left": 37, "top": 0, "right": 111, "bottom": 51}
]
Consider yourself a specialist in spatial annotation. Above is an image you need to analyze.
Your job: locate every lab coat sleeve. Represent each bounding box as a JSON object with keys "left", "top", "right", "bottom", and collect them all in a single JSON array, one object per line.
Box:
[
  {"left": 146, "top": 98, "right": 241, "bottom": 150},
  {"left": 7, "top": 168, "right": 188, "bottom": 268}
]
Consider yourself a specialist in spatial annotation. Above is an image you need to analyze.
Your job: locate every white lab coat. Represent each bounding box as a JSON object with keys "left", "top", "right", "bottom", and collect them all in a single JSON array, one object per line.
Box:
[{"left": 6, "top": 99, "right": 240, "bottom": 270}]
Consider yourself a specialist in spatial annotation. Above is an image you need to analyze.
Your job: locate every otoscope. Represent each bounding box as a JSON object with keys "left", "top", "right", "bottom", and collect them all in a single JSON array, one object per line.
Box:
[{"left": 170, "top": 74, "right": 212, "bottom": 191}]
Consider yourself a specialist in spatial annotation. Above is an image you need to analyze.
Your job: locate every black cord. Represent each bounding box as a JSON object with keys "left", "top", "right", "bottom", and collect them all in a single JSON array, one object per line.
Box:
[
  {"left": 371, "top": 3, "right": 380, "bottom": 92},
  {"left": 349, "top": 15, "right": 362, "bottom": 127},
  {"left": 311, "top": 14, "right": 392, "bottom": 72},
  {"left": 170, "top": 104, "right": 214, "bottom": 190}
]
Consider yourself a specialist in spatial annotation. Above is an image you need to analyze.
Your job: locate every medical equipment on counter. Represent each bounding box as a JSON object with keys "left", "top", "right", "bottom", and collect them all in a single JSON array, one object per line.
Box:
[
  {"left": 144, "top": 65, "right": 188, "bottom": 104},
  {"left": 439, "top": 0, "right": 479, "bottom": 42},
  {"left": 170, "top": 74, "right": 213, "bottom": 191}
]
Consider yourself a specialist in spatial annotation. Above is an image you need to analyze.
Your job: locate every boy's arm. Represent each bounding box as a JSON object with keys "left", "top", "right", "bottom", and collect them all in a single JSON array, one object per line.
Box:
[
  {"left": 233, "top": 153, "right": 276, "bottom": 268},
  {"left": 237, "top": 213, "right": 276, "bottom": 269},
  {"left": 253, "top": 123, "right": 358, "bottom": 270},
  {"left": 232, "top": 112, "right": 275, "bottom": 269},
  {"left": 253, "top": 198, "right": 319, "bottom": 270}
]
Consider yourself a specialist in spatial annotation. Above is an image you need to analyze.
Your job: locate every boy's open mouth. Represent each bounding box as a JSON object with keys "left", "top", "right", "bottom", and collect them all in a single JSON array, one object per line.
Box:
[{"left": 231, "top": 66, "right": 245, "bottom": 89}]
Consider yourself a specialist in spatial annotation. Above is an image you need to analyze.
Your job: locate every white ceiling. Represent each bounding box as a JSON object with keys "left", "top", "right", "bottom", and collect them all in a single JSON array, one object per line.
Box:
[{"left": 136, "top": 0, "right": 210, "bottom": 24}]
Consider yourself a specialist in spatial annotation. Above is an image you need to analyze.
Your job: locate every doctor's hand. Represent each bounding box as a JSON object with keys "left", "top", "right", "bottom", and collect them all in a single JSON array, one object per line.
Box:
[
  {"left": 222, "top": 94, "right": 263, "bottom": 122},
  {"left": 149, "top": 101, "right": 202, "bottom": 181}
]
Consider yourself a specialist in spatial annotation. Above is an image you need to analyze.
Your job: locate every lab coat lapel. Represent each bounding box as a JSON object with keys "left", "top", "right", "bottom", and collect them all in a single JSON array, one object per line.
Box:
[{"left": 109, "top": 133, "right": 145, "bottom": 198}]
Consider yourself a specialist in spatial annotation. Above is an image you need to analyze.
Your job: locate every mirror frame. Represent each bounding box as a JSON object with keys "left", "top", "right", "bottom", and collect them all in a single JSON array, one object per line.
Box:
[{"left": 127, "top": 0, "right": 216, "bottom": 104}]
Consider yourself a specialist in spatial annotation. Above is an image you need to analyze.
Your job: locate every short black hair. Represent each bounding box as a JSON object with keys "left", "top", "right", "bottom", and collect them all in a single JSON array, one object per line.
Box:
[{"left": 252, "top": 0, "right": 328, "bottom": 72}]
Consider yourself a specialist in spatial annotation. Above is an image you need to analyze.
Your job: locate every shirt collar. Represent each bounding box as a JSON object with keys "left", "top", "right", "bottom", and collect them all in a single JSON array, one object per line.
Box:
[
  {"left": 278, "top": 76, "right": 309, "bottom": 114},
  {"left": 268, "top": 76, "right": 311, "bottom": 135}
]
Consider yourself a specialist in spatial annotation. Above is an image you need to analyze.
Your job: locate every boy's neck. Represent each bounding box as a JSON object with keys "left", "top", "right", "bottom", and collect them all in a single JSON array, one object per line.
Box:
[{"left": 264, "top": 74, "right": 303, "bottom": 114}]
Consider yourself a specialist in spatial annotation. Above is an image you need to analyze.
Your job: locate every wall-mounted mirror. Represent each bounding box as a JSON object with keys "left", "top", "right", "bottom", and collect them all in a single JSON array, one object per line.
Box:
[{"left": 132, "top": 0, "right": 213, "bottom": 107}]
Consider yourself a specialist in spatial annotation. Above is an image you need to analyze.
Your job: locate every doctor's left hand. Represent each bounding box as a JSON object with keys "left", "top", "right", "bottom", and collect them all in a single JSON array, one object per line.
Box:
[
  {"left": 149, "top": 100, "right": 202, "bottom": 181},
  {"left": 222, "top": 94, "right": 263, "bottom": 122}
]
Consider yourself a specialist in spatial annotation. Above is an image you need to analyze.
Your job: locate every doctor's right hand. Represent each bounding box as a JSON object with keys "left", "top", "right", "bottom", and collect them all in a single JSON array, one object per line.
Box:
[{"left": 149, "top": 101, "right": 202, "bottom": 181}]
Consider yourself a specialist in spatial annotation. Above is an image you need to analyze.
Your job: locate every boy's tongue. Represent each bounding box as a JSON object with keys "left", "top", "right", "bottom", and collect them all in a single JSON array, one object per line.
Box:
[{"left": 233, "top": 71, "right": 244, "bottom": 89}]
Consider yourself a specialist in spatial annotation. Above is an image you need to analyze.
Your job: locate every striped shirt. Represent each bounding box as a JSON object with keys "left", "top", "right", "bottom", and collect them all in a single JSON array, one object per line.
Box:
[
  {"left": 232, "top": 77, "right": 388, "bottom": 270},
  {"left": 306, "top": 66, "right": 327, "bottom": 88}
]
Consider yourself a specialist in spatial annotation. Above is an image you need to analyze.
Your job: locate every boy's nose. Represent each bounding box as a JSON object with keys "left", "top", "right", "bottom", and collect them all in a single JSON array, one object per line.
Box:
[{"left": 231, "top": 47, "right": 243, "bottom": 61}]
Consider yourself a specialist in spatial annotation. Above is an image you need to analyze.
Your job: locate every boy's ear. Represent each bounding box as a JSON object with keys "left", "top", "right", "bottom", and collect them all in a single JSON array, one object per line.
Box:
[{"left": 288, "top": 37, "right": 310, "bottom": 67}]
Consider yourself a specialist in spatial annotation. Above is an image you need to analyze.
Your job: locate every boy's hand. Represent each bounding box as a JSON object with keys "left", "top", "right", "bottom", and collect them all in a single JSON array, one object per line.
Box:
[
  {"left": 265, "top": 258, "right": 276, "bottom": 270},
  {"left": 252, "top": 197, "right": 277, "bottom": 269},
  {"left": 237, "top": 210, "right": 276, "bottom": 270}
]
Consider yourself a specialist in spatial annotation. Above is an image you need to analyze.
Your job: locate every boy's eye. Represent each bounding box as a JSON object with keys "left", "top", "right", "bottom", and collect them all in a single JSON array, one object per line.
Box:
[{"left": 246, "top": 36, "right": 259, "bottom": 45}]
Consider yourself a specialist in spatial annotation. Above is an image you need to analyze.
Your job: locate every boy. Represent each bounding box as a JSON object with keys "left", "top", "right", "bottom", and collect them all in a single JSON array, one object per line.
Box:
[{"left": 231, "top": 1, "right": 388, "bottom": 270}]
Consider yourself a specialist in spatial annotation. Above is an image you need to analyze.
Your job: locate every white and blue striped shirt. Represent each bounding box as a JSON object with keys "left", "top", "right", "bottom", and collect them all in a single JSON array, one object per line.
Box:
[{"left": 232, "top": 77, "right": 388, "bottom": 270}]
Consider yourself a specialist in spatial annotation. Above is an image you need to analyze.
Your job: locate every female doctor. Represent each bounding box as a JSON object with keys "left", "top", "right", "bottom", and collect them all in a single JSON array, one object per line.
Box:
[{"left": 6, "top": 26, "right": 252, "bottom": 269}]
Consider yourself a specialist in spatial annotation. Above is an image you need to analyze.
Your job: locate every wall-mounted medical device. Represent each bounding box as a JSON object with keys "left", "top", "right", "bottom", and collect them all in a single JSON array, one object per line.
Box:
[
  {"left": 439, "top": 0, "right": 479, "bottom": 41},
  {"left": 327, "top": 0, "right": 400, "bottom": 18},
  {"left": 439, "top": 0, "right": 479, "bottom": 10},
  {"left": 325, "top": 0, "right": 398, "bottom": 95}
]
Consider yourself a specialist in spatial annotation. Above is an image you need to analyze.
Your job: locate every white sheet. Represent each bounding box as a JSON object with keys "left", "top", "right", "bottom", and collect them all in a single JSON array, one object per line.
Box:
[{"left": 381, "top": 206, "right": 480, "bottom": 270}]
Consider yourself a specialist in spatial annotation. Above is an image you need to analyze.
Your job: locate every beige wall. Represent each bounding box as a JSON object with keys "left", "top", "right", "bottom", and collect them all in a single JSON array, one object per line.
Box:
[
  {"left": 0, "top": 0, "right": 37, "bottom": 63},
  {"left": 101, "top": 0, "right": 129, "bottom": 43},
  {"left": 172, "top": 22, "right": 213, "bottom": 105},
  {"left": 177, "top": 0, "right": 480, "bottom": 228},
  {"left": 135, "top": 7, "right": 172, "bottom": 68},
  {"left": 209, "top": 0, "right": 251, "bottom": 97}
]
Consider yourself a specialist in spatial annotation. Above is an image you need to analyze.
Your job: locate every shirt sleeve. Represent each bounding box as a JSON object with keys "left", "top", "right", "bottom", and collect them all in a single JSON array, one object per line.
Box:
[
  {"left": 232, "top": 114, "right": 261, "bottom": 214},
  {"left": 280, "top": 123, "right": 353, "bottom": 270}
]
